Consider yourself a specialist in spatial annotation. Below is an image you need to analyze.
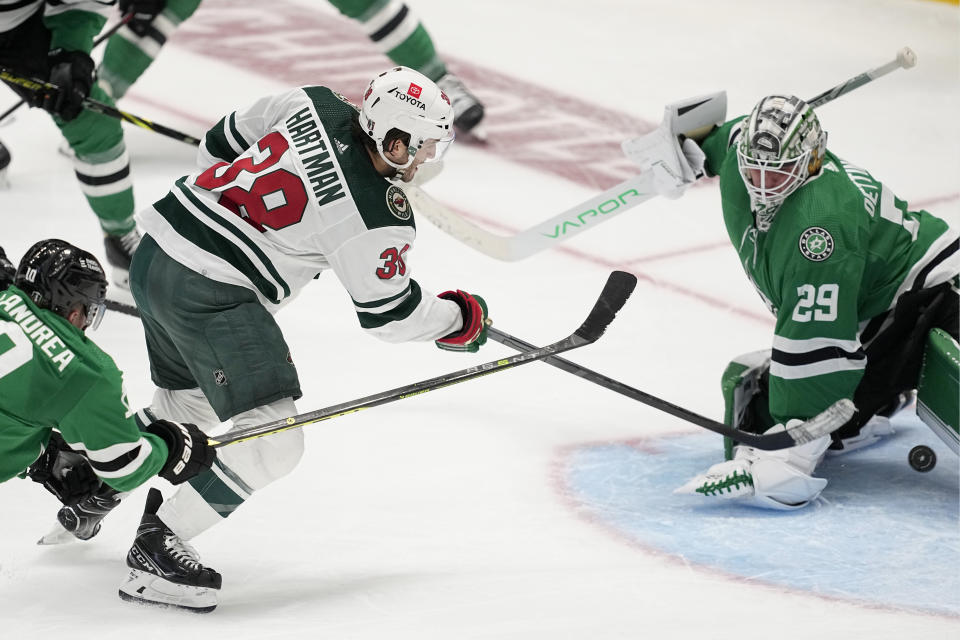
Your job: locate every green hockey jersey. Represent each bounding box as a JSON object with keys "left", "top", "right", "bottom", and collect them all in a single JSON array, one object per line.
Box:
[
  {"left": 0, "top": 286, "right": 167, "bottom": 490},
  {"left": 700, "top": 117, "right": 959, "bottom": 425}
]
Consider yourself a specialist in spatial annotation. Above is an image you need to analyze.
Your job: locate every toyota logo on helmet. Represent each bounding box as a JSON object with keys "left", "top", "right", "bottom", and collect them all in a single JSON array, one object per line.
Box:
[{"left": 358, "top": 66, "right": 455, "bottom": 171}]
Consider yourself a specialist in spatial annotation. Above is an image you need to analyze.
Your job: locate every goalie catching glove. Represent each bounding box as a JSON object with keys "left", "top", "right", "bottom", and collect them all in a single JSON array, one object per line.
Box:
[
  {"left": 623, "top": 129, "right": 706, "bottom": 199},
  {"left": 622, "top": 91, "right": 726, "bottom": 199},
  {"left": 145, "top": 420, "right": 216, "bottom": 485},
  {"left": 435, "top": 290, "right": 489, "bottom": 353}
]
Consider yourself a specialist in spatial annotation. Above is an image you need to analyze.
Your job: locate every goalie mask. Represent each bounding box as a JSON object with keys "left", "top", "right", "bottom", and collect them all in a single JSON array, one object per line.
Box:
[
  {"left": 737, "top": 95, "right": 827, "bottom": 230},
  {"left": 358, "top": 66, "right": 455, "bottom": 172},
  {"left": 15, "top": 239, "right": 107, "bottom": 331}
]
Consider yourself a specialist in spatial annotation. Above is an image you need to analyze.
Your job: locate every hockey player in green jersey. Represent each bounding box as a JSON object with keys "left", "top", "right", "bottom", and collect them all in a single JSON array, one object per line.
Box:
[
  {"left": 116, "top": 66, "right": 489, "bottom": 612},
  {"left": 0, "top": 1, "right": 143, "bottom": 288},
  {"left": 628, "top": 94, "right": 958, "bottom": 510},
  {"left": 98, "top": 0, "right": 485, "bottom": 133},
  {"left": 0, "top": 239, "right": 215, "bottom": 543}
]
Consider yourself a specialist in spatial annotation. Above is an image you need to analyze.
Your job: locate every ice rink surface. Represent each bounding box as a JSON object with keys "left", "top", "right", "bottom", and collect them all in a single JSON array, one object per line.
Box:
[{"left": 0, "top": 0, "right": 958, "bottom": 637}]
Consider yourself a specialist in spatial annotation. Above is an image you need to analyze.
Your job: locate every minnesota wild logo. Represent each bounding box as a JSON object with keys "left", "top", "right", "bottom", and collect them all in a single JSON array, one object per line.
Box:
[
  {"left": 386, "top": 185, "right": 411, "bottom": 220},
  {"left": 799, "top": 227, "right": 834, "bottom": 262}
]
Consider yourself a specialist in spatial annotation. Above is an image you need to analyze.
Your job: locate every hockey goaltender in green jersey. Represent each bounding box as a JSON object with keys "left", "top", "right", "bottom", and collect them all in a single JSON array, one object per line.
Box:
[{"left": 626, "top": 93, "right": 958, "bottom": 510}]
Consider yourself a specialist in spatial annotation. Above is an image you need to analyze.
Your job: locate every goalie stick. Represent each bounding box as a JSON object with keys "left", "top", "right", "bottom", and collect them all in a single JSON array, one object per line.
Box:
[
  {"left": 411, "top": 46, "right": 917, "bottom": 262},
  {"left": 487, "top": 326, "right": 855, "bottom": 449}
]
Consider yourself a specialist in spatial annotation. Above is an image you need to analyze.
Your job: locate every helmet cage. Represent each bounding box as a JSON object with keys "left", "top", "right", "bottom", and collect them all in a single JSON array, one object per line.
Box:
[
  {"left": 358, "top": 66, "right": 455, "bottom": 171},
  {"left": 14, "top": 239, "right": 108, "bottom": 331},
  {"left": 737, "top": 95, "right": 826, "bottom": 220}
]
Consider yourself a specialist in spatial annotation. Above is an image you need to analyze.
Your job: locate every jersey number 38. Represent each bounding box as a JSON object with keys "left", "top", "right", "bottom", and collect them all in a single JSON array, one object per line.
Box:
[{"left": 195, "top": 132, "right": 308, "bottom": 232}]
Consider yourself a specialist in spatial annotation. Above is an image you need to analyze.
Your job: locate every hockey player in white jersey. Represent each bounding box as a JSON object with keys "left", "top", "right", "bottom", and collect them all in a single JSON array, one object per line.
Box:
[{"left": 117, "top": 66, "right": 489, "bottom": 612}]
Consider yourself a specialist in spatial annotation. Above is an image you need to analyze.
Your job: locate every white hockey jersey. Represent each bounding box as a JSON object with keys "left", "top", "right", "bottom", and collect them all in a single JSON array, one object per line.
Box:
[{"left": 137, "top": 86, "right": 462, "bottom": 343}]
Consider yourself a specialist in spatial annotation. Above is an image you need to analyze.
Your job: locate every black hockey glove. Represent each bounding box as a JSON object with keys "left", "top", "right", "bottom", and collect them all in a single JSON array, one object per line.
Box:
[
  {"left": 119, "top": 0, "right": 167, "bottom": 36},
  {"left": 146, "top": 420, "right": 216, "bottom": 485},
  {"left": 0, "top": 246, "right": 15, "bottom": 290},
  {"left": 26, "top": 431, "right": 102, "bottom": 505},
  {"left": 34, "top": 49, "right": 95, "bottom": 122}
]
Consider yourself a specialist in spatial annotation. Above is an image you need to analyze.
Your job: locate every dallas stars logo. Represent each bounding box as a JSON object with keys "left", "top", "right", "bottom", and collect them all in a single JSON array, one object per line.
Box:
[{"left": 799, "top": 227, "right": 834, "bottom": 262}]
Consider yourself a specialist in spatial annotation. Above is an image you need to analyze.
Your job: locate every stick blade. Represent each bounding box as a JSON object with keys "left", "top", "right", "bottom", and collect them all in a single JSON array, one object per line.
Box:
[
  {"left": 788, "top": 398, "right": 857, "bottom": 444},
  {"left": 575, "top": 271, "right": 638, "bottom": 342}
]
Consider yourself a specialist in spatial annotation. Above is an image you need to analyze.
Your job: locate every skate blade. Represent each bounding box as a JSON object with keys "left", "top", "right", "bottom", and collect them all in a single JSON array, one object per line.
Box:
[
  {"left": 118, "top": 569, "right": 218, "bottom": 613},
  {"left": 37, "top": 522, "right": 77, "bottom": 546}
]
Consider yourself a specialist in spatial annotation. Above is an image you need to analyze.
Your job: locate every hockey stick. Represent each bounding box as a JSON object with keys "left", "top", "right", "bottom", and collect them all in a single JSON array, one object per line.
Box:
[
  {"left": 486, "top": 326, "right": 855, "bottom": 449},
  {"left": 208, "top": 271, "right": 637, "bottom": 448},
  {"left": 407, "top": 173, "right": 656, "bottom": 261},
  {"left": 411, "top": 47, "right": 917, "bottom": 262},
  {"left": 99, "top": 297, "right": 853, "bottom": 448},
  {"left": 0, "top": 68, "right": 201, "bottom": 146},
  {"left": 105, "top": 298, "right": 139, "bottom": 316},
  {"left": 0, "top": 14, "right": 135, "bottom": 127},
  {"left": 807, "top": 46, "right": 916, "bottom": 108}
]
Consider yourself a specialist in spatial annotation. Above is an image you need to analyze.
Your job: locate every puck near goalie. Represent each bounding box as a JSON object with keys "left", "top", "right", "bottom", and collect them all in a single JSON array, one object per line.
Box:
[{"left": 625, "top": 92, "right": 958, "bottom": 510}]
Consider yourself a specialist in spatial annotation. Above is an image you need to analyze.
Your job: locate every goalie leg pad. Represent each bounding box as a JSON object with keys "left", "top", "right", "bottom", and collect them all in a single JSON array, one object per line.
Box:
[
  {"left": 678, "top": 423, "right": 830, "bottom": 510},
  {"left": 826, "top": 414, "right": 895, "bottom": 456},
  {"left": 720, "top": 350, "right": 775, "bottom": 460},
  {"left": 917, "top": 328, "right": 959, "bottom": 454},
  {"left": 749, "top": 457, "right": 829, "bottom": 511},
  {"left": 737, "top": 423, "right": 831, "bottom": 509}
]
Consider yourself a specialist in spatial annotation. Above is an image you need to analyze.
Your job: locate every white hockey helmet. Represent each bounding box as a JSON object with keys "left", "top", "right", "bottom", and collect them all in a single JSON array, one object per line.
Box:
[
  {"left": 358, "top": 66, "right": 455, "bottom": 171},
  {"left": 736, "top": 95, "right": 827, "bottom": 230}
]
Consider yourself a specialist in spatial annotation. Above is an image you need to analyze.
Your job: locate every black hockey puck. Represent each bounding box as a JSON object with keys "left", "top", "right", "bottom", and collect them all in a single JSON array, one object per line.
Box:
[
  {"left": 0, "top": 140, "right": 10, "bottom": 171},
  {"left": 908, "top": 445, "right": 936, "bottom": 472}
]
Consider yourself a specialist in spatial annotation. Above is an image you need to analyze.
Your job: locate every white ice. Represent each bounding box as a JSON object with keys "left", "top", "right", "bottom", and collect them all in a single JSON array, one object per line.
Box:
[{"left": 0, "top": 0, "right": 957, "bottom": 637}]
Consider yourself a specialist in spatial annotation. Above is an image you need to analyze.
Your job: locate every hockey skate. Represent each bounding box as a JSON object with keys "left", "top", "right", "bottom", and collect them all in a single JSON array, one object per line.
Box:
[
  {"left": 103, "top": 227, "right": 141, "bottom": 290},
  {"left": 38, "top": 486, "right": 123, "bottom": 544},
  {"left": 59, "top": 486, "right": 123, "bottom": 539},
  {"left": 436, "top": 73, "right": 485, "bottom": 136},
  {"left": 119, "top": 488, "right": 221, "bottom": 613}
]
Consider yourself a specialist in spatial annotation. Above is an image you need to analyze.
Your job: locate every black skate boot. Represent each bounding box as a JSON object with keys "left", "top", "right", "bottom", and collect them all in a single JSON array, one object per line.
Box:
[
  {"left": 118, "top": 488, "right": 221, "bottom": 613},
  {"left": 436, "top": 73, "right": 485, "bottom": 135},
  {"left": 103, "top": 227, "right": 141, "bottom": 290},
  {"left": 58, "top": 486, "right": 123, "bottom": 540}
]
